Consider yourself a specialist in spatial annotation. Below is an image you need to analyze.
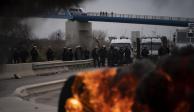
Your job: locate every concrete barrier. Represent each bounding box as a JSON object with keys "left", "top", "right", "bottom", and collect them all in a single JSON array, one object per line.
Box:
[
  {"left": 0, "top": 59, "right": 94, "bottom": 80},
  {"left": 32, "top": 60, "right": 69, "bottom": 76},
  {"left": 14, "top": 79, "right": 66, "bottom": 98}
]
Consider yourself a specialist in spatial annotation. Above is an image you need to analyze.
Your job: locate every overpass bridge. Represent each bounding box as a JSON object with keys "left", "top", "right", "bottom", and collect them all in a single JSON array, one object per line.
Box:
[
  {"left": 40, "top": 10, "right": 194, "bottom": 48},
  {"left": 44, "top": 10, "right": 194, "bottom": 27},
  {"left": 73, "top": 12, "right": 194, "bottom": 27}
]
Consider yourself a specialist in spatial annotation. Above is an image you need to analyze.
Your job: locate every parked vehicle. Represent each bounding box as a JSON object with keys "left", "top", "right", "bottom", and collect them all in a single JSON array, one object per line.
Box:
[
  {"left": 68, "top": 8, "right": 87, "bottom": 16},
  {"left": 110, "top": 37, "right": 134, "bottom": 58},
  {"left": 141, "top": 37, "right": 162, "bottom": 56}
]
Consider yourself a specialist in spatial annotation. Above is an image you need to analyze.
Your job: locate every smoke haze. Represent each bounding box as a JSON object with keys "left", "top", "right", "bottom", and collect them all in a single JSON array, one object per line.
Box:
[{"left": 151, "top": 0, "right": 194, "bottom": 17}]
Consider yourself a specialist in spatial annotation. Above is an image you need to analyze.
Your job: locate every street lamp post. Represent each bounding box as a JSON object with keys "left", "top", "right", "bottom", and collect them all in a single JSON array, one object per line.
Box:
[{"left": 151, "top": 37, "right": 153, "bottom": 56}]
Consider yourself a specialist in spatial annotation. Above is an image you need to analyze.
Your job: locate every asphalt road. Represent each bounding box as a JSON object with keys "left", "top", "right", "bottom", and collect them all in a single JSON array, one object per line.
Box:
[
  {"left": 0, "top": 68, "right": 96, "bottom": 108},
  {"left": 31, "top": 68, "right": 98, "bottom": 107},
  {"left": 0, "top": 71, "right": 78, "bottom": 97},
  {"left": 33, "top": 90, "right": 61, "bottom": 107}
]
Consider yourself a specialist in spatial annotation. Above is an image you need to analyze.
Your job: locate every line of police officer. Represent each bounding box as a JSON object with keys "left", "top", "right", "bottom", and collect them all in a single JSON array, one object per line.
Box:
[
  {"left": 12, "top": 45, "right": 91, "bottom": 63},
  {"left": 62, "top": 46, "right": 90, "bottom": 61},
  {"left": 12, "top": 45, "right": 133, "bottom": 67},
  {"left": 12, "top": 46, "right": 40, "bottom": 63},
  {"left": 92, "top": 45, "right": 132, "bottom": 67}
]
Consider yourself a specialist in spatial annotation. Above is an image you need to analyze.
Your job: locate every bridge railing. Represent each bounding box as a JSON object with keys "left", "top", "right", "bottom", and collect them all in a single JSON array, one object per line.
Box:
[{"left": 75, "top": 12, "right": 194, "bottom": 22}]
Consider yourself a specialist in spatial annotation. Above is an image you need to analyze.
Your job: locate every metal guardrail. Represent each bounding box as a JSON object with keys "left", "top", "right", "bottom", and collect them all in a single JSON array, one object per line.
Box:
[
  {"left": 73, "top": 12, "right": 194, "bottom": 22},
  {"left": 32, "top": 59, "right": 94, "bottom": 71},
  {"left": 0, "top": 59, "right": 94, "bottom": 80}
]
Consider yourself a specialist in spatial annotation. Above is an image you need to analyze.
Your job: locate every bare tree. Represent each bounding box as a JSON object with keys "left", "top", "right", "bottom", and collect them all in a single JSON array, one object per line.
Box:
[
  {"left": 92, "top": 30, "right": 108, "bottom": 48},
  {"left": 48, "top": 30, "right": 66, "bottom": 60},
  {"left": 49, "top": 30, "right": 65, "bottom": 41},
  {"left": 0, "top": 19, "right": 33, "bottom": 64}
]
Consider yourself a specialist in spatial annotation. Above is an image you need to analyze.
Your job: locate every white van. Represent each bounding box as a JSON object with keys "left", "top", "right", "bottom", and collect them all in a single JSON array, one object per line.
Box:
[
  {"left": 110, "top": 38, "right": 134, "bottom": 57},
  {"left": 141, "top": 38, "right": 162, "bottom": 56}
]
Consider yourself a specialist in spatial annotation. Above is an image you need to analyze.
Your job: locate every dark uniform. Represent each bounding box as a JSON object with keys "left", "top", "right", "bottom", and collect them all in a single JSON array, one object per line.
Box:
[
  {"left": 118, "top": 47, "right": 125, "bottom": 65},
  {"left": 13, "top": 48, "right": 20, "bottom": 63},
  {"left": 141, "top": 47, "right": 149, "bottom": 58},
  {"left": 124, "top": 47, "right": 132, "bottom": 64},
  {"left": 20, "top": 48, "right": 29, "bottom": 63},
  {"left": 92, "top": 47, "right": 100, "bottom": 67},
  {"left": 107, "top": 46, "right": 115, "bottom": 67},
  {"left": 62, "top": 47, "right": 68, "bottom": 61},
  {"left": 113, "top": 47, "right": 120, "bottom": 66},
  {"left": 99, "top": 46, "right": 107, "bottom": 67},
  {"left": 84, "top": 48, "right": 90, "bottom": 60},
  {"left": 30, "top": 46, "right": 39, "bottom": 62},
  {"left": 46, "top": 48, "right": 54, "bottom": 61},
  {"left": 74, "top": 46, "right": 83, "bottom": 60},
  {"left": 67, "top": 48, "right": 73, "bottom": 61},
  {"left": 158, "top": 46, "right": 170, "bottom": 56}
]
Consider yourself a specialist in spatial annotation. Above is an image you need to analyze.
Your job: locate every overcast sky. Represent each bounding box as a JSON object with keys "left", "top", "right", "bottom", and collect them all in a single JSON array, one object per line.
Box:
[{"left": 30, "top": 0, "right": 194, "bottom": 38}]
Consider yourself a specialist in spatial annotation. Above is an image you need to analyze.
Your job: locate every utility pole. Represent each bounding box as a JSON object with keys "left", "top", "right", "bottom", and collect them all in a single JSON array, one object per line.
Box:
[
  {"left": 151, "top": 37, "right": 152, "bottom": 56},
  {"left": 136, "top": 38, "right": 141, "bottom": 58}
]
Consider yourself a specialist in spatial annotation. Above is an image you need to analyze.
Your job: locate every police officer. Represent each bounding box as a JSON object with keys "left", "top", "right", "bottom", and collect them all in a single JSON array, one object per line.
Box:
[
  {"left": 107, "top": 46, "right": 115, "bottom": 67},
  {"left": 124, "top": 46, "right": 132, "bottom": 64},
  {"left": 74, "top": 46, "right": 82, "bottom": 60},
  {"left": 141, "top": 47, "right": 149, "bottom": 58},
  {"left": 118, "top": 47, "right": 125, "bottom": 65},
  {"left": 84, "top": 48, "right": 90, "bottom": 60},
  {"left": 158, "top": 45, "right": 170, "bottom": 57},
  {"left": 113, "top": 47, "right": 120, "bottom": 66},
  {"left": 99, "top": 45, "right": 107, "bottom": 67},
  {"left": 46, "top": 47, "right": 54, "bottom": 61},
  {"left": 67, "top": 48, "right": 73, "bottom": 61},
  {"left": 92, "top": 46, "right": 100, "bottom": 67},
  {"left": 30, "top": 46, "right": 39, "bottom": 62},
  {"left": 62, "top": 47, "right": 68, "bottom": 61},
  {"left": 20, "top": 47, "right": 29, "bottom": 63},
  {"left": 12, "top": 48, "right": 20, "bottom": 63}
]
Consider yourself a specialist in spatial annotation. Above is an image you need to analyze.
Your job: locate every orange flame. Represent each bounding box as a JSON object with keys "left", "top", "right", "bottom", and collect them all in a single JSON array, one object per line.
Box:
[
  {"left": 65, "top": 98, "right": 83, "bottom": 112},
  {"left": 65, "top": 68, "right": 139, "bottom": 112}
]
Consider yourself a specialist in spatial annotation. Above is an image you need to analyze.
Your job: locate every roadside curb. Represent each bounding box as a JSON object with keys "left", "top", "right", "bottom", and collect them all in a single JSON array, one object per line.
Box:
[{"left": 14, "top": 79, "right": 66, "bottom": 98}]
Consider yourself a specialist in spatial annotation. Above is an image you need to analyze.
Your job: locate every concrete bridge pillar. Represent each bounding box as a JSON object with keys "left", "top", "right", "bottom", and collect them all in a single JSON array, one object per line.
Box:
[{"left": 66, "top": 20, "right": 93, "bottom": 49}]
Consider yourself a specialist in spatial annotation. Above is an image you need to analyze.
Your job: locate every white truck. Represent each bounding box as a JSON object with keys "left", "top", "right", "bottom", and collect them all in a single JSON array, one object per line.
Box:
[
  {"left": 175, "top": 28, "right": 194, "bottom": 48},
  {"left": 141, "top": 38, "right": 162, "bottom": 56}
]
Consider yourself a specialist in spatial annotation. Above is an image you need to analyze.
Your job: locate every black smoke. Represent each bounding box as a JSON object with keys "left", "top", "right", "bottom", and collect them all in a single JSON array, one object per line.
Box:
[
  {"left": 151, "top": 0, "right": 194, "bottom": 8},
  {"left": 0, "top": 0, "right": 89, "bottom": 64},
  {"left": 135, "top": 45, "right": 194, "bottom": 112},
  {"left": 0, "top": 0, "right": 88, "bottom": 17}
]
